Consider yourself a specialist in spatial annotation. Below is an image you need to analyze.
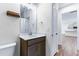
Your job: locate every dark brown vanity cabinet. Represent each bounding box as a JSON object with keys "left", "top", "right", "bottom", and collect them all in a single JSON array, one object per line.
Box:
[{"left": 20, "top": 36, "right": 46, "bottom": 56}]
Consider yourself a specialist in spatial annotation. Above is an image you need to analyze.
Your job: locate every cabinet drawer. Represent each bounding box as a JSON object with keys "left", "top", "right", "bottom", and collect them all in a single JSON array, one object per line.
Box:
[{"left": 28, "top": 36, "right": 45, "bottom": 46}]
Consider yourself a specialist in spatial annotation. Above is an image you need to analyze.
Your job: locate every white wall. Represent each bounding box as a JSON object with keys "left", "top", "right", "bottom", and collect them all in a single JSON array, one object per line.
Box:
[
  {"left": 77, "top": 4, "right": 79, "bottom": 50},
  {"left": 37, "top": 3, "right": 59, "bottom": 56},
  {"left": 37, "top": 3, "right": 52, "bottom": 56},
  {"left": 0, "top": 3, "right": 20, "bottom": 45}
]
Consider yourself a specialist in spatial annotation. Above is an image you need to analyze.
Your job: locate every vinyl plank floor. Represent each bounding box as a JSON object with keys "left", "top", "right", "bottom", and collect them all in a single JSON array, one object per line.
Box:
[{"left": 55, "top": 35, "right": 77, "bottom": 56}]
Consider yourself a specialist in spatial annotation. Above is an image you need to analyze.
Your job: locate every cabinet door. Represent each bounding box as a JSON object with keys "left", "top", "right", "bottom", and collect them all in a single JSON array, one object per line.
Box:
[
  {"left": 28, "top": 41, "right": 45, "bottom": 56},
  {"left": 38, "top": 40, "right": 45, "bottom": 56},
  {"left": 28, "top": 44, "right": 39, "bottom": 56}
]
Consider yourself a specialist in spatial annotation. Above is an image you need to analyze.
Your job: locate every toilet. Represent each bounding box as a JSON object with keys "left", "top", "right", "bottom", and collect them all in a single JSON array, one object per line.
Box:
[{"left": 0, "top": 42, "right": 16, "bottom": 56}]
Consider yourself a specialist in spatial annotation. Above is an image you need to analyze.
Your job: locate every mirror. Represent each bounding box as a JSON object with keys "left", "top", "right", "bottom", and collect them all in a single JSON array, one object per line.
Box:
[{"left": 20, "top": 4, "right": 37, "bottom": 35}]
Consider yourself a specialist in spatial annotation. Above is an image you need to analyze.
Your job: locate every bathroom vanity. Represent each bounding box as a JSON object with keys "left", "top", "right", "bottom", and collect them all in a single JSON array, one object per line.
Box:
[
  {"left": 20, "top": 4, "right": 46, "bottom": 56},
  {"left": 19, "top": 34, "right": 46, "bottom": 56}
]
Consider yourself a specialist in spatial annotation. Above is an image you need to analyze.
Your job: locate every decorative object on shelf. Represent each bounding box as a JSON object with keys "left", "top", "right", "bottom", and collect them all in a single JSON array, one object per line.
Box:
[{"left": 6, "top": 11, "right": 20, "bottom": 17}]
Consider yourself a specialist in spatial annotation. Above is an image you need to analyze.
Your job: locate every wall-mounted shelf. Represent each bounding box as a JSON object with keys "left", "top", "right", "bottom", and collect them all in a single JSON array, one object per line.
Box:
[{"left": 6, "top": 11, "right": 20, "bottom": 17}]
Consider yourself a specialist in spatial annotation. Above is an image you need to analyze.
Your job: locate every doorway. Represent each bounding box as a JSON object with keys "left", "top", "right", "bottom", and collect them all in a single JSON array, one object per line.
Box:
[
  {"left": 61, "top": 10, "right": 77, "bottom": 56},
  {"left": 56, "top": 4, "right": 78, "bottom": 56}
]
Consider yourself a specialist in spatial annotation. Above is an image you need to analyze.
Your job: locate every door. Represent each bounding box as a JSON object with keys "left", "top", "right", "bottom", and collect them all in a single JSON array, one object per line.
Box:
[{"left": 51, "top": 4, "right": 59, "bottom": 55}]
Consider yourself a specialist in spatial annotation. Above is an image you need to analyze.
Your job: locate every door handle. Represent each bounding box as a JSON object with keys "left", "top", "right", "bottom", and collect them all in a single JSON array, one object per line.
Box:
[
  {"left": 51, "top": 33, "right": 58, "bottom": 37},
  {"left": 56, "top": 33, "right": 58, "bottom": 35}
]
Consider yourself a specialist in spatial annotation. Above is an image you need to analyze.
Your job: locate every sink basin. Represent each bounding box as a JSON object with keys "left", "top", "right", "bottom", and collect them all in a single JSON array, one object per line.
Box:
[{"left": 19, "top": 33, "right": 45, "bottom": 40}]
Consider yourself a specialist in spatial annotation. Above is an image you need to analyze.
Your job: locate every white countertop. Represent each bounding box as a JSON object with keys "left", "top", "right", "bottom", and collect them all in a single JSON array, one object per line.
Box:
[{"left": 19, "top": 33, "right": 46, "bottom": 40}]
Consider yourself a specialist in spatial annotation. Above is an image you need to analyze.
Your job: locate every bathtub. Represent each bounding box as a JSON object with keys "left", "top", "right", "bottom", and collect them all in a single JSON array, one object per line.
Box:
[{"left": 0, "top": 42, "right": 16, "bottom": 56}]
